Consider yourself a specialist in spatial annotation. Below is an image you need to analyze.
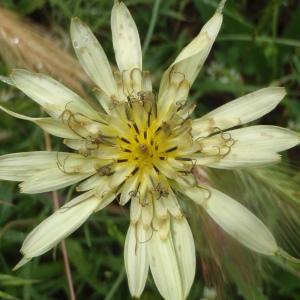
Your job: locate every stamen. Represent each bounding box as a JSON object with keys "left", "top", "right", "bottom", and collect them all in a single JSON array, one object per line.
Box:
[
  {"left": 165, "top": 146, "right": 178, "bottom": 153},
  {"left": 133, "top": 123, "right": 140, "bottom": 134},
  {"left": 120, "top": 137, "right": 130, "bottom": 144},
  {"left": 147, "top": 111, "right": 151, "bottom": 127},
  {"left": 153, "top": 165, "right": 160, "bottom": 173},
  {"left": 117, "top": 159, "right": 128, "bottom": 163},
  {"left": 175, "top": 157, "right": 193, "bottom": 161},
  {"left": 132, "top": 167, "right": 139, "bottom": 175},
  {"left": 155, "top": 126, "right": 162, "bottom": 134}
]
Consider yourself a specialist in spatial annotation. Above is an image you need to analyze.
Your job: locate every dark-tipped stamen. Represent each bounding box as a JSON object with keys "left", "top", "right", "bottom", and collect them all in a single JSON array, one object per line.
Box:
[
  {"left": 117, "top": 159, "right": 128, "bottom": 163},
  {"left": 120, "top": 137, "right": 130, "bottom": 144},
  {"left": 132, "top": 167, "right": 139, "bottom": 175},
  {"left": 133, "top": 123, "right": 140, "bottom": 134},
  {"left": 165, "top": 146, "right": 178, "bottom": 153}
]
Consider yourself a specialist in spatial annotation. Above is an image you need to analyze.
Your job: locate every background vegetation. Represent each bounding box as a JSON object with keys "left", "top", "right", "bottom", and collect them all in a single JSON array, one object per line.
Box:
[{"left": 0, "top": 0, "right": 300, "bottom": 299}]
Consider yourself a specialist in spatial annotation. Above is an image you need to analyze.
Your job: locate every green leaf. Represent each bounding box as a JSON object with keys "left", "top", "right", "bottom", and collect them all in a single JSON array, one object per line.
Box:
[
  {"left": 0, "top": 291, "right": 20, "bottom": 300},
  {"left": 0, "top": 274, "right": 39, "bottom": 286}
]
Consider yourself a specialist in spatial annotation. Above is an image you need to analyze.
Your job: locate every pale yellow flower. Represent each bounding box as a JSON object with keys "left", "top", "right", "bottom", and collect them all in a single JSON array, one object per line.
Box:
[{"left": 0, "top": 1, "right": 299, "bottom": 300}]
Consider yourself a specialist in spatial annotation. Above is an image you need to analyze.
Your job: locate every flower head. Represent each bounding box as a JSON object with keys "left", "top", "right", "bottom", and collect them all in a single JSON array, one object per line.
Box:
[{"left": 0, "top": 1, "right": 300, "bottom": 299}]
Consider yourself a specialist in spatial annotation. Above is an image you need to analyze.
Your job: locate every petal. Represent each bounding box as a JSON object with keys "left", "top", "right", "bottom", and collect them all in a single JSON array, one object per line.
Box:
[
  {"left": 119, "top": 173, "right": 139, "bottom": 205},
  {"left": 158, "top": 12, "right": 222, "bottom": 99},
  {"left": 157, "top": 80, "right": 190, "bottom": 121},
  {"left": 109, "top": 163, "right": 136, "bottom": 188},
  {"left": 76, "top": 174, "right": 109, "bottom": 192},
  {"left": 201, "top": 125, "right": 299, "bottom": 169},
  {"left": 10, "top": 69, "right": 101, "bottom": 121},
  {"left": 192, "top": 87, "right": 286, "bottom": 138},
  {"left": 111, "top": 1, "right": 142, "bottom": 71},
  {"left": 154, "top": 197, "right": 168, "bottom": 220},
  {"left": 94, "top": 191, "right": 116, "bottom": 212},
  {"left": 0, "top": 105, "right": 79, "bottom": 139},
  {"left": 20, "top": 155, "right": 96, "bottom": 194},
  {"left": 147, "top": 227, "right": 183, "bottom": 300},
  {"left": 20, "top": 192, "right": 100, "bottom": 260},
  {"left": 188, "top": 187, "right": 278, "bottom": 255},
  {"left": 206, "top": 152, "right": 281, "bottom": 169},
  {"left": 227, "top": 125, "right": 300, "bottom": 152},
  {"left": 0, "top": 151, "right": 66, "bottom": 181},
  {"left": 130, "top": 196, "right": 142, "bottom": 224},
  {"left": 163, "top": 193, "right": 183, "bottom": 219},
  {"left": 171, "top": 217, "right": 196, "bottom": 298},
  {"left": 70, "top": 18, "right": 117, "bottom": 97},
  {"left": 124, "top": 222, "right": 149, "bottom": 298}
]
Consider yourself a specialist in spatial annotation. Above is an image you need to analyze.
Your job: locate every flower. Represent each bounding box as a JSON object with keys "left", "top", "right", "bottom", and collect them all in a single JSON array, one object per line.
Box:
[{"left": 0, "top": 1, "right": 299, "bottom": 300}]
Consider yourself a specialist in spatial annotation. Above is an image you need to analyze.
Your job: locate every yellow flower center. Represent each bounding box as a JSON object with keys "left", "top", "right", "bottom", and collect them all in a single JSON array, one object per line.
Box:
[{"left": 111, "top": 94, "right": 184, "bottom": 174}]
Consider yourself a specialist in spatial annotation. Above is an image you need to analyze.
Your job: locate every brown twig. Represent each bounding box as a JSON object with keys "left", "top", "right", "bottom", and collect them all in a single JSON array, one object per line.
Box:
[
  {"left": 43, "top": 131, "right": 76, "bottom": 300},
  {"left": 52, "top": 190, "right": 77, "bottom": 300}
]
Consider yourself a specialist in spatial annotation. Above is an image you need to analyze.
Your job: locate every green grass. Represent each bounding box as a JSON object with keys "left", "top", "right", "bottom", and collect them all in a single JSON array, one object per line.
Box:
[{"left": 0, "top": 0, "right": 300, "bottom": 299}]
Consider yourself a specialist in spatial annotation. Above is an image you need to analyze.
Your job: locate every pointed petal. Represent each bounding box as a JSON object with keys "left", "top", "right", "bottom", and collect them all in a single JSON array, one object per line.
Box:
[
  {"left": 170, "top": 13, "right": 222, "bottom": 84},
  {"left": 70, "top": 18, "right": 117, "bottom": 97},
  {"left": 10, "top": 69, "right": 101, "bottom": 121},
  {"left": 124, "top": 222, "right": 149, "bottom": 298},
  {"left": 147, "top": 228, "right": 183, "bottom": 300},
  {"left": 111, "top": 2, "right": 142, "bottom": 71},
  {"left": 13, "top": 257, "right": 31, "bottom": 271},
  {"left": 171, "top": 217, "right": 196, "bottom": 298},
  {"left": 158, "top": 12, "right": 222, "bottom": 101},
  {"left": 0, "top": 105, "right": 79, "bottom": 139},
  {"left": 189, "top": 187, "right": 278, "bottom": 255},
  {"left": 20, "top": 193, "right": 100, "bottom": 259},
  {"left": 192, "top": 87, "right": 286, "bottom": 138}
]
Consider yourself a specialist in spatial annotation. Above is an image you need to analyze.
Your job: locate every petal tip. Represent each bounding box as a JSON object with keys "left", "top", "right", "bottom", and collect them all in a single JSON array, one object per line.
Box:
[
  {"left": 13, "top": 257, "right": 31, "bottom": 271},
  {"left": 269, "top": 86, "right": 287, "bottom": 100},
  {"left": 217, "top": 0, "right": 227, "bottom": 14},
  {"left": 71, "top": 16, "right": 84, "bottom": 28}
]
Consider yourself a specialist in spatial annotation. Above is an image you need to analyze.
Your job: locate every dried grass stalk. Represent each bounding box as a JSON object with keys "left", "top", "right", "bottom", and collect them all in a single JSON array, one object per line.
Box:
[{"left": 0, "top": 7, "right": 90, "bottom": 97}]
